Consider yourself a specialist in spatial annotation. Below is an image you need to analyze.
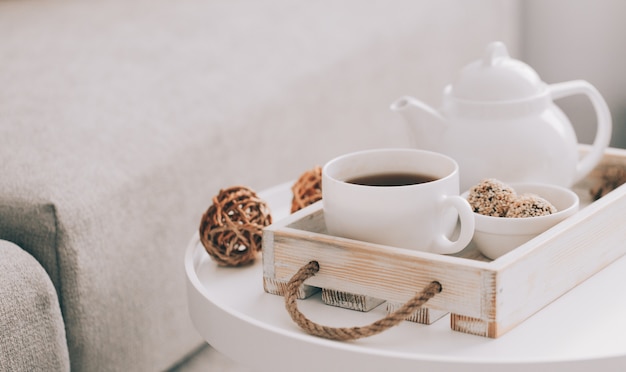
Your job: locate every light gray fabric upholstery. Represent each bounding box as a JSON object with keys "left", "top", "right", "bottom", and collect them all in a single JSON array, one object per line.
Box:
[
  {"left": 0, "top": 240, "right": 70, "bottom": 372},
  {"left": 0, "top": 0, "right": 519, "bottom": 370}
]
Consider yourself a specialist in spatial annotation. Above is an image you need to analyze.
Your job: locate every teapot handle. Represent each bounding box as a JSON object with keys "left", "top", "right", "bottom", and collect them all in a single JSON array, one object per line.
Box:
[{"left": 548, "top": 80, "right": 612, "bottom": 184}]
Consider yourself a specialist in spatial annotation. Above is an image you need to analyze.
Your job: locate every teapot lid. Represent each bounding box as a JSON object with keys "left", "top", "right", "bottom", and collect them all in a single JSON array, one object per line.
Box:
[{"left": 448, "top": 41, "right": 545, "bottom": 101}]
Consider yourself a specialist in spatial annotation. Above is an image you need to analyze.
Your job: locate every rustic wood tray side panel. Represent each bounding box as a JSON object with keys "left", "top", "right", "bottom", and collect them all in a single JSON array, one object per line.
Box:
[
  {"left": 262, "top": 203, "right": 323, "bottom": 280},
  {"left": 493, "top": 184, "right": 626, "bottom": 337},
  {"left": 263, "top": 214, "right": 321, "bottom": 299},
  {"left": 269, "top": 228, "right": 495, "bottom": 319}
]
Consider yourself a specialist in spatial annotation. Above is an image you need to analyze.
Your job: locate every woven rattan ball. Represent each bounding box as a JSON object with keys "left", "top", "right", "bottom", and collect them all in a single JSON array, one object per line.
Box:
[
  {"left": 590, "top": 163, "right": 626, "bottom": 201},
  {"left": 199, "top": 186, "right": 272, "bottom": 267},
  {"left": 291, "top": 166, "right": 322, "bottom": 213}
]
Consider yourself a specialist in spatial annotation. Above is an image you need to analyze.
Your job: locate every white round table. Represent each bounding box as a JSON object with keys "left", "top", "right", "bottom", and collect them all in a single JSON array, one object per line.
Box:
[{"left": 185, "top": 182, "right": 626, "bottom": 372}]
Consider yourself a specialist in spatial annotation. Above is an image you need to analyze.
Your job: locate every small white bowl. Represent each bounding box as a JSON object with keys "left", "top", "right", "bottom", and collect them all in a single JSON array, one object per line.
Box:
[{"left": 462, "top": 183, "right": 580, "bottom": 260}]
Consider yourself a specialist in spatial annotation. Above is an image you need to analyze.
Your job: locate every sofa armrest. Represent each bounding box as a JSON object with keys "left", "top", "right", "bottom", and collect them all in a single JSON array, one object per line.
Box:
[{"left": 0, "top": 240, "right": 69, "bottom": 372}]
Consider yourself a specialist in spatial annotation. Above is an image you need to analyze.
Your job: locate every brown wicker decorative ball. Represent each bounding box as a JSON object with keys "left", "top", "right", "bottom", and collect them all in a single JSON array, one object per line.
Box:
[
  {"left": 590, "top": 163, "right": 626, "bottom": 201},
  {"left": 291, "top": 166, "right": 322, "bottom": 213},
  {"left": 199, "top": 186, "right": 272, "bottom": 267}
]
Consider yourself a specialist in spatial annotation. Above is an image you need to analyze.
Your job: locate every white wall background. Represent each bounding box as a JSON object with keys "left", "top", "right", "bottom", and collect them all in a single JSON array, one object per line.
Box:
[{"left": 521, "top": 0, "right": 626, "bottom": 148}]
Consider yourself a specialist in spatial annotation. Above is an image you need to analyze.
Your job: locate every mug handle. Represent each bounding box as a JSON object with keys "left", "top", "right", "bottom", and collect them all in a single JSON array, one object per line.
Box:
[
  {"left": 433, "top": 195, "right": 475, "bottom": 254},
  {"left": 548, "top": 80, "right": 612, "bottom": 184}
]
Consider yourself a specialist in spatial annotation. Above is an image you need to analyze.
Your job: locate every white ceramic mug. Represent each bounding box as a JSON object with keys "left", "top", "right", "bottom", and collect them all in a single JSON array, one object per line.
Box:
[{"left": 322, "top": 148, "right": 474, "bottom": 254}]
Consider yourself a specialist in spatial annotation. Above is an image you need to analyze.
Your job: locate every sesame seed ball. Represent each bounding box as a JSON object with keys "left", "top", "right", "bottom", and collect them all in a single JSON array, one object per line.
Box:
[
  {"left": 505, "top": 193, "right": 557, "bottom": 218},
  {"left": 467, "top": 178, "right": 517, "bottom": 217}
]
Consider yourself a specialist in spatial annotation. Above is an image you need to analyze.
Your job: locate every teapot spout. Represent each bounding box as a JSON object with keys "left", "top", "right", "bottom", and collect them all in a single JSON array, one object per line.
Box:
[{"left": 390, "top": 96, "right": 446, "bottom": 151}]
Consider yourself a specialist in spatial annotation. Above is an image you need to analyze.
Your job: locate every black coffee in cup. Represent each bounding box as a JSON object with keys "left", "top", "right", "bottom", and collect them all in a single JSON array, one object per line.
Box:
[{"left": 346, "top": 172, "right": 437, "bottom": 187}]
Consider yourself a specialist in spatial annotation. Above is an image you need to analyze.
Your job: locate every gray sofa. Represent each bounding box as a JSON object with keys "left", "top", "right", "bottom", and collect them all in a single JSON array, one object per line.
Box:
[
  {"left": 0, "top": 0, "right": 518, "bottom": 370},
  {"left": 0, "top": 240, "right": 69, "bottom": 371}
]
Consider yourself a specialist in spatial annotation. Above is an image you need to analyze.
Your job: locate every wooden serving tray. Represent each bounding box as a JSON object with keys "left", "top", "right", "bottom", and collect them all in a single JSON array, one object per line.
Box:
[{"left": 262, "top": 147, "right": 626, "bottom": 338}]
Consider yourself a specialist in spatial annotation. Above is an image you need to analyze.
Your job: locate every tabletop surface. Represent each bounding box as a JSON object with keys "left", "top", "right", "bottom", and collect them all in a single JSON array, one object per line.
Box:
[{"left": 186, "top": 182, "right": 626, "bottom": 372}]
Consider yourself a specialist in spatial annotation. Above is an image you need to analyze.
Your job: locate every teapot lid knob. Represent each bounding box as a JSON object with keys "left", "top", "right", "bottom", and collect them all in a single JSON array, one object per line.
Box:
[
  {"left": 449, "top": 41, "right": 545, "bottom": 102},
  {"left": 484, "top": 41, "right": 510, "bottom": 66}
]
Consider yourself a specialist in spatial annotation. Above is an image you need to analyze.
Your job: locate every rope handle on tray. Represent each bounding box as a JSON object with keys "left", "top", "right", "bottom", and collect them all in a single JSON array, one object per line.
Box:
[{"left": 284, "top": 260, "right": 442, "bottom": 341}]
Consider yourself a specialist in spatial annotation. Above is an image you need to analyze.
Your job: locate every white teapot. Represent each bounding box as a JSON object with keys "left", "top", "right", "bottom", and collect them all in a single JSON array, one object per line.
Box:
[{"left": 391, "top": 41, "right": 612, "bottom": 191}]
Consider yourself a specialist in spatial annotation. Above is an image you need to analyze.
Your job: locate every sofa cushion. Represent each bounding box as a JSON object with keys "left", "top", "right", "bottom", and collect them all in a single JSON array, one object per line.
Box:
[{"left": 0, "top": 240, "right": 70, "bottom": 372}]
